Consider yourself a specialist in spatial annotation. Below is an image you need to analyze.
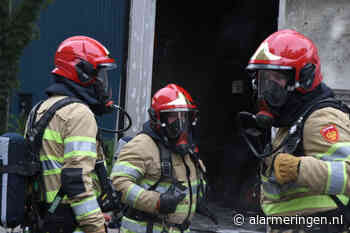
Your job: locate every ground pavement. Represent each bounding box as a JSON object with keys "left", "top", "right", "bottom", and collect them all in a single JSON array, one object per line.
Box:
[{"left": 0, "top": 203, "right": 266, "bottom": 233}]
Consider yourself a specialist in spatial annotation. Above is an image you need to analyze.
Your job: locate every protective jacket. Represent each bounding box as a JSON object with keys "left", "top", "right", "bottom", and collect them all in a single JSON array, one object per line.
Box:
[
  {"left": 296, "top": 106, "right": 350, "bottom": 199},
  {"left": 111, "top": 131, "right": 206, "bottom": 233},
  {"left": 27, "top": 95, "right": 105, "bottom": 233},
  {"left": 261, "top": 106, "right": 350, "bottom": 217}
]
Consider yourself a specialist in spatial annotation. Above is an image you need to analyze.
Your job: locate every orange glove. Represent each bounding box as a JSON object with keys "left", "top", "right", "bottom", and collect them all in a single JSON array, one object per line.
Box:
[{"left": 273, "top": 153, "right": 301, "bottom": 184}]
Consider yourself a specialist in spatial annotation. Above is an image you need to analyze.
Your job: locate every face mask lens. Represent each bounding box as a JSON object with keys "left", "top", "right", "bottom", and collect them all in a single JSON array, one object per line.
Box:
[
  {"left": 257, "top": 70, "right": 290, "bottom": 107},
  {"left": 160, "top": 111, "right": 190, "bottom": 139},
  {"left": 97, "top": 69, "right": 109, "bottom": 92},
  {"left": 96, "top": 63, "right": 116, "bottom": 100}
]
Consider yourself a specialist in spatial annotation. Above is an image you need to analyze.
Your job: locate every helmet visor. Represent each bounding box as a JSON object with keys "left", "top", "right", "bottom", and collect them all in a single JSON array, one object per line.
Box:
[
  {"left": 257, "top": 70, "right": 291, "bottom": 107},
  {"left": 160, "top": 111, "right": 193, "bottom": 140},
  {"left": 96, "top": 63, "right": 117, "bottom": 99}
]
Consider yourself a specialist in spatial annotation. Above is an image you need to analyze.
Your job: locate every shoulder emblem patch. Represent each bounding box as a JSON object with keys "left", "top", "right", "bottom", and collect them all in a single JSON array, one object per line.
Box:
[{"left": 320, "top": 124, "right": 339, "bottom": 143}]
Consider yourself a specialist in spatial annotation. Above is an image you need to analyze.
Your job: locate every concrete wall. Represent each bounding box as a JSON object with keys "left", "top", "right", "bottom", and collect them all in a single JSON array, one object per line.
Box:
[
  {"left": 124, "top": 0, "right": 156, "bottom": 136},
  {"left": 279, "top": 0, "right": 350, "bottom": 95}
]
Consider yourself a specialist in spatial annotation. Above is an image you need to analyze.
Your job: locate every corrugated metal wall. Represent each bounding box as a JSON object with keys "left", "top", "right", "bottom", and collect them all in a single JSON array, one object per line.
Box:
[{"left": 11, "top": 0, "right": 129, "bottom": 134}]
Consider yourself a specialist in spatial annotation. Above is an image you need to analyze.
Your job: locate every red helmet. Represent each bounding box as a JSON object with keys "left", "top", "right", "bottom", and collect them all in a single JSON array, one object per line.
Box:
[
  {"left": 52, "top": 36, "right": 116, "bottom": 87},
  {"left": 246, "top": 29, "right": 322, "bottom": 93},
  {"left": 151, "top": 84, "right": 196, "bottom": 114},
  {"left": 149, "top": 84, "right": 197, "bottom": 141}
]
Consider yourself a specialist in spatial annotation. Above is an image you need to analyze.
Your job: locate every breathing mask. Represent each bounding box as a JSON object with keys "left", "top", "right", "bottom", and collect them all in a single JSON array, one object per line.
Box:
[
  {"left": 94, "top": 63, "right": 117, "bottom": 106},
  {"left": 254, "top": 69, "right": 292, "bottom": 128},
  {"left": 160, "top": 110, "right": 197, "bottom": 156}
]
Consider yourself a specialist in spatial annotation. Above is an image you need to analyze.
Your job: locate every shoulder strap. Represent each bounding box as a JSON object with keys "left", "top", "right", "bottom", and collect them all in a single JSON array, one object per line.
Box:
[
  {"left": 27, "top": 97, "right": 84, "bottom": 156},
  {"left": 30, "top": 97, "right": 85, "bottom": 207},
  {"left": 158, "top": 142, "right": 172, "bottom": 178},
  {"left": 301, "top": 98, "right": 349, "bottom": 127},
  {"left": 138, "top": 131, "right": 175, "bottom": 190},
  {"left": 0, "top": 98, "right": 81, "bottom": 176},
  {"left": 148, "top": 139, "right": 174, "bottom": 191}
]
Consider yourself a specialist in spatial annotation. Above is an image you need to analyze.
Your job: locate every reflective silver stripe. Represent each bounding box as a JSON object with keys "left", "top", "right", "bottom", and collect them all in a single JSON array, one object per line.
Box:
[
  {"left": 263, "top": 179, "right": 307, "bottom": 198},
  {"left": 139, "top": 182, "right": 169, "bottom": 193},
  {"left": 112, "top": 164, "right": 143, "bottom": 180},
  {"left": 72, "top": 197, "right": 99, "bottom": 217},
  {"left": 73, "top": 230, "right": 84, "bottom": 233},
  {"left": 192, "top": 182, "right": 198, "bottom": 194},
  {"left": 64, "top": 141, "right": 97, "bottom": 154},
  {"left": 327, "top": 161, "right": 346, "bottom": 194},
  {"left": 41, "top": 159, "right": 62, "bottom": 171},
  {"left": 121, "top": 217, "right": 162, "bottom": 233},
  {"left": 0, "top": 137, "right": 9, "bottom": 227},
  {"left": 262, "top": 181, "right": 281, "bottom": 195},
  {"left": 126, "top": 184, "right": 144, "bottom": 207},
  {"left": 320, "top": 146, "right": 350, "bottom": 161}
]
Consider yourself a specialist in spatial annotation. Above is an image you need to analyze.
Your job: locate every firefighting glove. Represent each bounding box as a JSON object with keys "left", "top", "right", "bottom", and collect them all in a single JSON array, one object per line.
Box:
[
  {"left": 273, "top": 153, "right": 301, "bottom": 185},
  {"left": 157, "top": 182, "right": 187, "bottom": 214}
]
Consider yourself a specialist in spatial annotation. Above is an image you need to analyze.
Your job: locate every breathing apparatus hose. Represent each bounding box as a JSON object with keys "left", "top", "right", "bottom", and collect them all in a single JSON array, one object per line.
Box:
[
  {"left": 99, "top": 104, "right": 133, "bottom": 134},
  {"left": 236, "top": 111, "right": 289, "bottom": 159}
]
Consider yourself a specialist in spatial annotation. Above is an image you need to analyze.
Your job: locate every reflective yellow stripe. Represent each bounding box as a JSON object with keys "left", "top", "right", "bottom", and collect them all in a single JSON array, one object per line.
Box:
[
  {"left": 315, "top": 142, "right": 350, "bottom": 161},
  {"left": 43, "top": 129, "right": 63, "bottom": 143},
  {"left": 43, "top": 168, "right": 61, "bottom": 176},
  {"left": 263, "top": 187, "right": 309, "bottom": 200},
  {"left": 46, "top": 190, "right": 59, "bottom": 203},
  {"left": 262, "top": 195, "right": 349, "bottom": 215},
  {"left": 40, "top": 154, "right": 64, "bottom": 163},
  {"left": 261, "top": 175, "right": 309, "bottom": 200},
  {"left": 46, "top": 190, "right": 68, "bottom": 203}
]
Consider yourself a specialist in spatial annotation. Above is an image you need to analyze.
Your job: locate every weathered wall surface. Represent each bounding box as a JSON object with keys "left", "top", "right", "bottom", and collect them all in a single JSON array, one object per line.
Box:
[
  {"left": 123, "top": 0, "right": 156, "bottom": 136},
  {"left": 279, "top": 0, "right": 350, "bottom": 93}
]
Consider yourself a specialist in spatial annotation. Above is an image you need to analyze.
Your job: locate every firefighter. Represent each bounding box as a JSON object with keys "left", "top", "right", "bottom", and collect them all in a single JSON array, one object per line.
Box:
[
  {"left": 246, "top": 29, "right": 350, "bottom": 232},
  {"left": 25, "top": 36, "right": 117, "bottom": 233},
  {"left": 111, "top": 84, "right": 207, "bottom": 233}
]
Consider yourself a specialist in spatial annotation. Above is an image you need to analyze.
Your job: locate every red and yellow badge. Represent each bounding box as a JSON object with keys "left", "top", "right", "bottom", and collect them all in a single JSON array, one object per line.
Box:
[{"left": 320, "top": 124, "right": 339, "bottom": 143}]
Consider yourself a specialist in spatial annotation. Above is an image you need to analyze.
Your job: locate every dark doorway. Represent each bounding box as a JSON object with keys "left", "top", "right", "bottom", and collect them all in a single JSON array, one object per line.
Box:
[{"left": 152, "top": 1, "right": 279, "bottom": 209}]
